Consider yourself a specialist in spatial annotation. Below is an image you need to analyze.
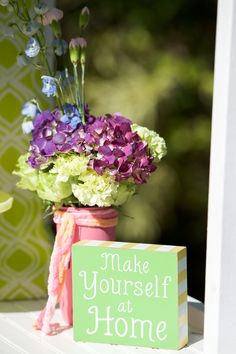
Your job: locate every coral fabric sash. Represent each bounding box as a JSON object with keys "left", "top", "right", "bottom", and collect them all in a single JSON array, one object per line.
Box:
[{"left": 33, "top": 212, "right": 75, "bottom": 334}]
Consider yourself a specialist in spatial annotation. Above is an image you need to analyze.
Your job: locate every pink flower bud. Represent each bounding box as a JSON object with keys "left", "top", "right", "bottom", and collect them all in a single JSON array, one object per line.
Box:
[
  {"left": 69, "top": 38, "right": 87, "bottom": 64},
  {"left": 69, "top": 37, "right": 87, "bottom": 49},
  {"left": 41, "top": 8, "right": 63, "bottom": 26}
]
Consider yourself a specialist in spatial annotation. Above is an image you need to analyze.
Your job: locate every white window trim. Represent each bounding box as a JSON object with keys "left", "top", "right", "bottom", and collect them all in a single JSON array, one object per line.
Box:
[{"left": 204, "top": 0, "right": 236, "bottom": 353}]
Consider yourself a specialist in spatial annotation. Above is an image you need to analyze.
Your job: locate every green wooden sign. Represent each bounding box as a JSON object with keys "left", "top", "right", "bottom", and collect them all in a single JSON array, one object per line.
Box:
[{"left": 72, "top": 240, "right": 188, "bottom": 350}]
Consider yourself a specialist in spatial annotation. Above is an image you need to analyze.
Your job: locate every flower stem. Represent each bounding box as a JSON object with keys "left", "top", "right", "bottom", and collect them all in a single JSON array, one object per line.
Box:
[
  {"left": 42, "top": 50, "right": 53, "bottom": 76},
  {"left": 38, "top": 30, "right": 53, "bottom": 76},
  {"left": 20, "top": 0, "right": 31, "bottom": 21},
  {"left": 55, "top": 92, "right": 63, "bottom": 112},
  {"left": 9, "top": 0, "right": 26, "bottom": 21},
  {"left": 65, "top": 67, "right": 76, "bottom": 104},
  {"left": 62, "top": 51, "right": 75, "bottom": 104},
  {"left": 57, "top": 76, "right": 65, "bottom": 103},
  {"left": 81, "top": 62, "right": 85, "bottom": 124},
  {"left": 73, "top": 63, "right": 80, "bottom": 109}
]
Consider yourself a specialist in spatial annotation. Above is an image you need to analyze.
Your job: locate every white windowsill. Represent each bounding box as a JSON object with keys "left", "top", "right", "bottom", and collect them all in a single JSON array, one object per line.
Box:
[{"left": 0, "top": 296, "right": 203, "bottom": 354}]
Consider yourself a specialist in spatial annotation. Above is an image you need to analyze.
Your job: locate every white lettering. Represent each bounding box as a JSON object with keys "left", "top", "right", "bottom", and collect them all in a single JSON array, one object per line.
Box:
[
  {"left": 130, "top": 318, "right": 155, "bottom": 342},
  {"left": 86, "top": 305, "right": 114, "bottom": 336},
  {"left": 115, "top": 317, "right": 128, "bottom": 337},
  {"left": 86, "top": 305, "right": 168, "bottom": 343},
  {"left": 162, "top": 276, "right": 172, "bottom": 298},
  {"left": 156, "top": 321, "right": 167, "bottom": 341},
  {"left": 79, "top": 270, "right": 97, "bottom": 300}
]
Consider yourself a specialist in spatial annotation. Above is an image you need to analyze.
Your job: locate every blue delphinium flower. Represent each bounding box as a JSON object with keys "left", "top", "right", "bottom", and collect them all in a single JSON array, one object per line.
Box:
[
  {"left": 63, "top": 103, "right": 80, "bottom": 116},
  {"left": 21, "top": 121, "right": 34, "bottom": 134},
  {"left": 53, "top": 39, "right": 68, "bottom": 56},
  {"left": 41, "top": 76, "right": 58, "bottom": 97},
  {"left": 21, "top": 99, "right": 40, "bottom": 118},
  {"left": 25, "top": 37, "right": 40, "bottom": 58},
  {"left": 23, "top": 22, "right": 39, "bottom": 36},
  {"left": 60, "top": 103, "right": 82, "bottom": 128},
  {"left": 34, "top": 1, "right": 48, "bottom": 15},
  {"left": 70, "top": 115, "right": 81, "bottom": 129},
  {"left": 60, "top": 114, "right": 70, "bottom": 124}
]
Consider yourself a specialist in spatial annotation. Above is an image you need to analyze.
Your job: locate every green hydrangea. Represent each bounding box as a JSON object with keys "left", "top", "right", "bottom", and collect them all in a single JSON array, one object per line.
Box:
[
  {"left": 37, "top": 172, "right": 72, "bottom": 202},
  {"left": 72, "top": 171, "right": 136, "bottom": 207},
  {"left": 14, "top": 153, "right": 136, "bottom": 206},
  {"left": 13, "top": 153, "right": 39, "bottom": 191},
  {"left": 132, "top": 124, "right": 167, "bottom": 162},
  {"left": 13, "top": 153, "right": 72, "bottom": 202},
  {"left": 50, "top": 153, "right": 90, "bottom": 182}
]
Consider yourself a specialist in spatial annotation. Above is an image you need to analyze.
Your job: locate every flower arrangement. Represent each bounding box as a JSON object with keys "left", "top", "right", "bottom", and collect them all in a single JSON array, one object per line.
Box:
[{"left": 2, "top": 1, "right": 167, "bottom": 209}]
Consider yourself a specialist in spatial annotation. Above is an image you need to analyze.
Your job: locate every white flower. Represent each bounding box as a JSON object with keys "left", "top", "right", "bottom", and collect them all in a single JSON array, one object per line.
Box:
[
  {"left": 41, "top": 76, "right": 57, "bottom": 97},
  {"left": 25, "top": 37, "right": 40, "bottom": 58},
  {"left": 21, "top": 121, "right": 34, "bottom": 134},
  {"left": 21, "top": 100, "right": 38, "bottom": 118}
]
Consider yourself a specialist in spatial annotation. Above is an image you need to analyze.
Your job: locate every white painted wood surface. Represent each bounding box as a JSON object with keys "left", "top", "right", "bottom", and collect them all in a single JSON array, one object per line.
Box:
[
  {"left": 204, "top": 0, "right": 236, "bottom": 353},
  {"left": 0, "top": 298, "right": 203, "bottom": 354}
]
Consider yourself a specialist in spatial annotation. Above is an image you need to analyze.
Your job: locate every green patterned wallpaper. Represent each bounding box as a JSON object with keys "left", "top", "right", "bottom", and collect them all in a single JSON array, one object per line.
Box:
[{"left": 0, "top": 7, "right": 52, "bottom": 300}]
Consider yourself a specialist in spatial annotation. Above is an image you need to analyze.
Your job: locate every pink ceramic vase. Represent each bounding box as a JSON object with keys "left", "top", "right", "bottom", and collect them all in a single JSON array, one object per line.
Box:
[{"left": 53, "top": 207, "right": 118, "bottom": 325}]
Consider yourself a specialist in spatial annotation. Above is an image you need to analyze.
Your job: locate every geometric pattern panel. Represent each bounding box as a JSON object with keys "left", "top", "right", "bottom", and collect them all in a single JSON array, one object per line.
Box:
[{"left": 0, "top": 7, "right": 52, "bottom": 300}]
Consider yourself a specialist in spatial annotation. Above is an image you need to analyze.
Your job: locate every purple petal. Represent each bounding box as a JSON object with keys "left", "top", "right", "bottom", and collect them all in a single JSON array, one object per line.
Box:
[
  {"left": 34, "top": 137, "right": 46, "bottom": 150},
  {"left": 113, "top": 148, "right": 125, "bottom": 157},
  {"left": 92, "top": 160, "right": 104, "bottom": 175},
  {"left": 84, "top": 133, "right": 95, "bottom": 144},
  {"left": 112, "top": 113, "right": 132, "bottom": 124},
  {"left": 52, "top": 132, "right": 66, "bottom": 144},
  {"left": 122, "top": 144, "right": 133, "bottom": 156},
  {"left": 57, "top": 122, "right": 74, "bottom": 133},
  {"left": 120, "top": 122, "right": 131, "bottom": 134},
  {"left": 125, "top": 131, "right": 137, "bottom": 142},
  {"left": 105, "top": 155, "right": 116, "bottom": 164},
  {"left": 98, "top": 146, "right": 112, "bottom": 156},
  {"left": 73, "top": 144, "right": 84, "bottom": 153},
  {"left": 33, "top": 111, "right": 53, "bottom": 129},
  {"left": 58, "top": 143, "right": 72, "bottom": 152},
  {"left": 86, "top": 115, "right": 95, "bottom": 124},
  {"left": 44, "top": 141, "right": 56, "bottom": 155},
  {"left": 52, "top": 109, "right": 62, "bottom": 121}
]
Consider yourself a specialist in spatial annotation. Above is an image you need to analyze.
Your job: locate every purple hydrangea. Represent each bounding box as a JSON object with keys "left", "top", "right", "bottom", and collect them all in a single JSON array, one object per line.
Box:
[
  {"left": 27, "top": 109, "right": 156, "bottom": 184},
  {"left": 28, "top": 109, "right": 78, "bottom": 168},
  {"left": 85, "top": 113, "right": 156, "bottom": 183}
]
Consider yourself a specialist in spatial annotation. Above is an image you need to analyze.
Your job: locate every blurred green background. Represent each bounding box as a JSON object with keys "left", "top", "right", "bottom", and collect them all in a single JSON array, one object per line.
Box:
[
  {"left": 59, "top": 0, "right": 216, "bottom": 301},
  {"left": 0, "top": 0, "right": 216, "bottom": 302}
]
